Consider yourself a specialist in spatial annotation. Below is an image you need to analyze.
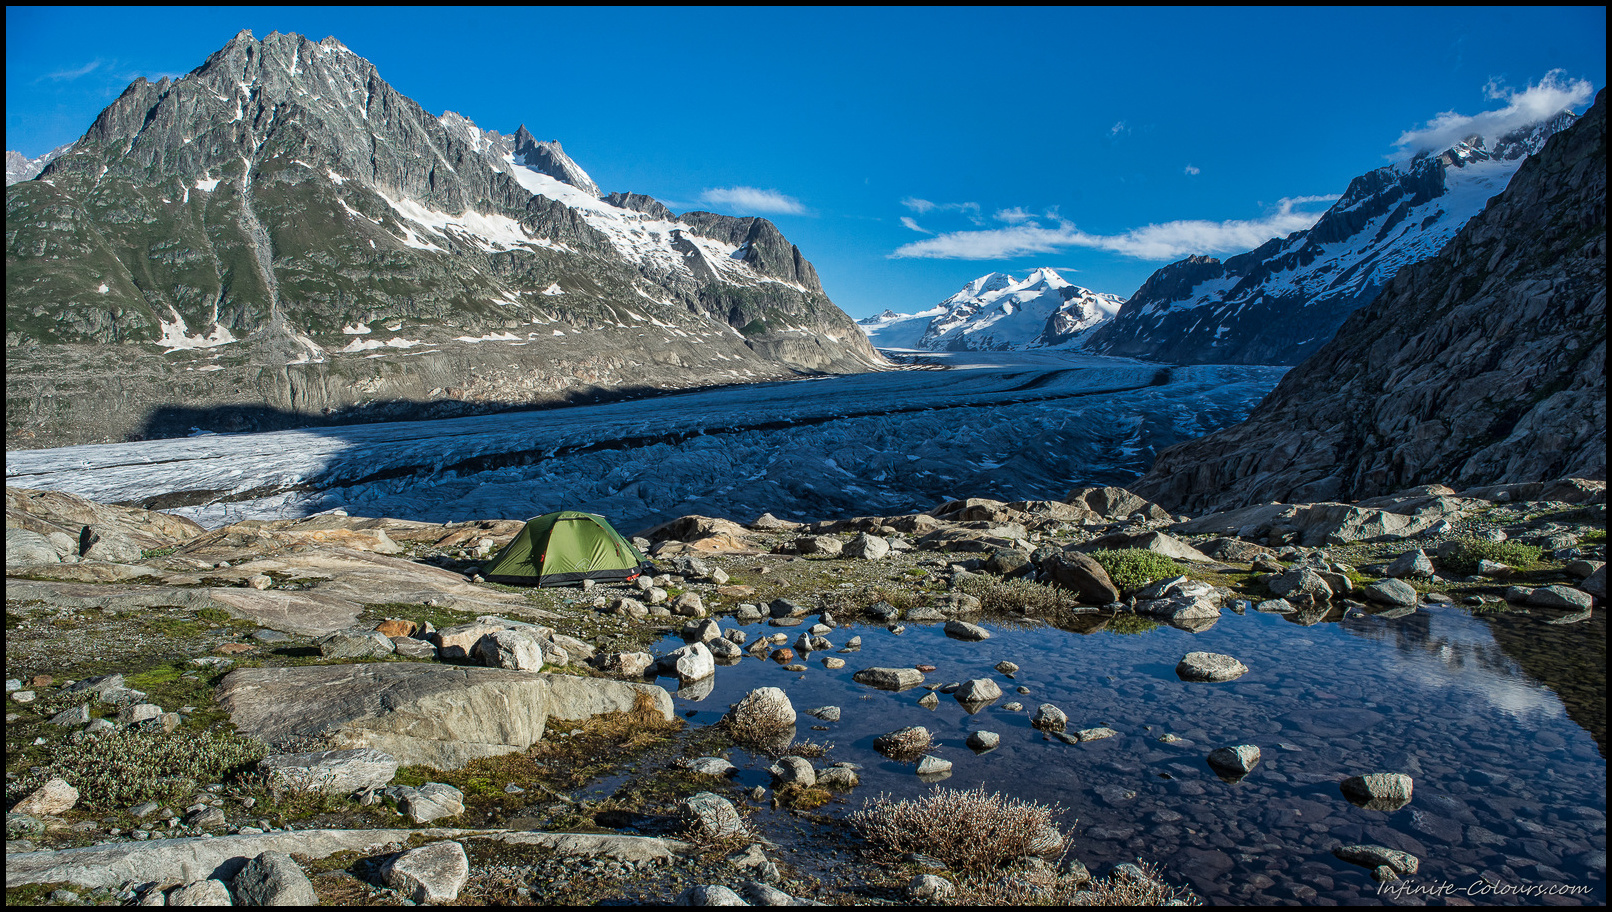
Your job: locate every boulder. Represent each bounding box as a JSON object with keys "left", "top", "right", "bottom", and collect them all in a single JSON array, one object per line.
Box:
[
  {"left": 1041, "top": 551, "right": 1120, "bottom": 603},
  {"left": 955, "top": 678, "right": 1002, "bottom": 704},
  {"left": 166, "top": 879, "right": 233, "bottom": 905},
  {"left": 1175, "top": 652, "right": 1248, "bottom": 682},
  {"left": 852, "top": 667, "right": 924, "bottom": 691},
  {"left": 907, "top": 873, "right": 956, "bottom": 902},
  {"left": 382, "top": 840, "right": 470, "bottom": 904},
  {"left": 1266, "top": 568, "right": 1333, "bottom": 601},
  {"left": 662, "top": 642, "right": 716, "bottom": 683},
  {"left": 230, "top": 851, "right": 318, "bottom": 906},
  {"left": 1031, "top": 703, "right": 1068, "bottom": 732},
  {"left": 967, "top": 731, "right": 1001, "bottom": 751},
  {"left": 1206, "top": 745, "right": 1261, "bottom": 776},
  {"left": 844, "top": 533, "right": 890, "bottom": 560},
  {"left": 769, "top": 756, "right": 816, "bottom": 787},
  {"left": 727, "top": 687, "right": 796, "bottom": 732},
  {"left": 873, "top": 726, "right": 932, "bottom": 758},
  {"left": 1136, "top": 594, "right": 1220, "bottom": 621},
  {"left": 470, "top": 627, "right": 548, "bottom": 671},
  {"left": 943, "top": 620, "right": 991, "bottom": 641},
  {"left": 216, "top": 663, "right": 671, "bottom": 770},
  {"left": 1363, "top": 579, "right": 1419, "bottom": 607},
  {"left": 314, "top": 627, "right": 396, "bottom": 660},
  {"left": 11, "top": 778, "right": 78, "bottom": 816},
  {"left": 431, "top": 622, "right": 509, "bottom": 660},
  {"left": 1333, "top": 845, "right": 1419, "bottom": 876},
  {"left": 1384, "top": 549, "right": 1434, "bottom": 579},
  {"left": 1340, "top": 773, "right": 1415, "bottom": 811},
  {"left": 915, "top": 755, "right": 952, "bottom": 776},
  {"left": 1064, "top": 486, "right": 1171, "bottom": 521},
  {"left": 816, "top": 767, "right": 860, "bottom": 790},
  {"left": 258, "top": 749, "right": 399, "bottom": 796},
  {"left": 1526, "top": 586, "right": 1594, "bottom": 611},
  {"left": 679, "top": 792, "right": 747, "bottom": 840},
  {"left": 388, "top": 783, "right": 465, "bottom": 824},
  {"left": 794, "top": 535, "right": 844, "bottom": 558}
]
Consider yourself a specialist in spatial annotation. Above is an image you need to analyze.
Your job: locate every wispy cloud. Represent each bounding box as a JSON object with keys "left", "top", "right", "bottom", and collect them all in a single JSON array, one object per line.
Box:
[
  {"left": 699, "top": 186, "right": 807, "bottom": 215},
  {"left": 899, "top": 216, "right": 931, "bottom": 234},
  {"left": 1110, "top": 121, "right": 1129, "bottom": 136},
  {"left": 1183, "top": 164, "right": 1201, "bottom": 176},
  {"left": 1393, "top": 69, "right": 1593, "bottom": 157},
  {"left": 994, "top": 207, "right": 1036, "bottom": 224},
  {"left": 890, "top": 196, "right": 1340, "bottom": 262},
  {"left": 42, "top": 59, "right": 102, "bottom": 81}
]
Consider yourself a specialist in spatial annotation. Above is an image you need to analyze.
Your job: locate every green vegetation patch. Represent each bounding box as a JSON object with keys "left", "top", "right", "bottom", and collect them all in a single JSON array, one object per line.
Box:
[
  {"left": 1105, "top": 614, "right": 1160, "bottom": 635},
  {"left": 1088, "top": 549, "right": 1187, "bottom": 593},
  {"left": 1438, "top": 538, "right": 1546, "bottom": 574},
  {"left": 7, "top": 728, "right": 266, "bottom": 812}
]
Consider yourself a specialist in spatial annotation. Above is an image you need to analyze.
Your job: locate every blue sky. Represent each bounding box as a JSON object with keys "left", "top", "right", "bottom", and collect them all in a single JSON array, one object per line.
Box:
[{"left": 6, "top": 6, "right": 1605, "bottom": 319}]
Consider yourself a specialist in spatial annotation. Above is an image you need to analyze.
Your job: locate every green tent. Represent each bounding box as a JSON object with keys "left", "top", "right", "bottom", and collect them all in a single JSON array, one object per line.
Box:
[{"left": 482, "top": 511, "right": 652, "bottom": 587}]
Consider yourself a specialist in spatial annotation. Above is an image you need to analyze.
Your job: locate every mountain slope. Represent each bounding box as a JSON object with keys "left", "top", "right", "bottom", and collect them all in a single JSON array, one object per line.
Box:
[
  {"left": 5, "top": 30, "right": 882, "bottom": 448},
  {"left": 1131, "top": 90, "right": 1606, "bottom": 513},
  {"left": 1083, "top": 112, "right": 1577, "bottom": 366},
  {"left": 859, "top": 268, "right": 1124, "bottom": 351},
  {"left": 6, "top": 142, "right": 75, "bottom": 186}
]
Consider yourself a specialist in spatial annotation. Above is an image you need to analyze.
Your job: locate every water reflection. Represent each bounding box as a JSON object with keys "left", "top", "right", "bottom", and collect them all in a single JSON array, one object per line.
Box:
[{"left": 650, "top": 602, "right": 1606, "bottom": 905}]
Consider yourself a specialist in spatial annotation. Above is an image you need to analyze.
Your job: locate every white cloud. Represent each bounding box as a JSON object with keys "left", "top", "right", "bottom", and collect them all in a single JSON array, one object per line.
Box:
[
  {"left": 994, "top": 207, "right": 1036, "bottom": 224},
  {"left": 901, "top": 197, "right": 937, "bottom": 214},
  {"left": 889, "top": 196, "right": 1340, "bottom": 262},
  {"left": 699, "top": 186, "right": 806, "bottom": 215},
  {"left": 1110, "top": 121, "right": 1129, "bottom": 136},
  {"left": 900, "top": 216, "right": 931, "bottom": 234},
  {"left": 45, "top": 59, "right": 102, "bottom": 81},
  {"left": 1393, "top": 69, "right": 1593, "bottom": 157},
  {"left": 901, "top": 198, "right": 982, "bottom": 223},
  {"left": 1183, "top": 164, "right": 1201, "bottom": 176}
]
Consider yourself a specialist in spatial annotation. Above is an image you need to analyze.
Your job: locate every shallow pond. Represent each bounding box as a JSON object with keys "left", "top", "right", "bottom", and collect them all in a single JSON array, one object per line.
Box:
[{"left": 650, "top": 603, "right": 1606, "bottom": 905}]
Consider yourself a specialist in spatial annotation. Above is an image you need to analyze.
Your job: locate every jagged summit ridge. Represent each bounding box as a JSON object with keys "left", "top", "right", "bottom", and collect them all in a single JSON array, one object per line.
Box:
[
  {"left": 1083, "top": 110, "right": 1580, "bottom": 366},
  {"left": 1132, "top": 90, "right": 1606, "bottom": 512},
  {"left": 5, "top": 29, "right": 882, "bottom": 448},
  {"left": 860, "top": 268, "right": 1124, "bottom": 351}
]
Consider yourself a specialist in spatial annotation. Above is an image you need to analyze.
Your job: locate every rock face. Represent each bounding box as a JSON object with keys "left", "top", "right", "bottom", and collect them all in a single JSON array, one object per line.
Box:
[
  {"left": 1084, "top": 111, "right": 1577, "bottom": 367},
  {"left": 5, "top": 30, "right": 883, "bottom": 449},
  {"left": 1133, "top": 91, "right": 1606, "bottom": 513},
  {"left": 215, "top": 663, "right": 672, "bottom": 769}
]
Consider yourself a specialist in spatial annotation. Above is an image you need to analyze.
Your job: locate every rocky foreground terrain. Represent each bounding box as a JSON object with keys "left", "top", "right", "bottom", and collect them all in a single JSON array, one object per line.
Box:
[{"left": 4, "top": 476, "right": 1604, "bottom": 905}]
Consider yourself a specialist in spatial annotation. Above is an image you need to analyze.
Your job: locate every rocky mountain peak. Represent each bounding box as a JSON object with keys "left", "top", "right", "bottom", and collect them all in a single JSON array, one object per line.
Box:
[
  {"left": 511, "top": 128, "right": 601, "bottom": 198},
  {"left": 1132, "top": 89, "right": 1606, "bottom": 512}
]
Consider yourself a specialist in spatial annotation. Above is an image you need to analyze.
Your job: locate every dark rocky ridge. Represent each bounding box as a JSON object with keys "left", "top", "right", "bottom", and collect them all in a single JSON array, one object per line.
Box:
[
  {"left": 1084, "top": 112, "right": 1577, "bottom": 366},
  {"left": 1132, "top": 90, "right": 1607, "bottom": 514},
  {"left": 5, "top": 30, "right": 880, "bottom": 448}
]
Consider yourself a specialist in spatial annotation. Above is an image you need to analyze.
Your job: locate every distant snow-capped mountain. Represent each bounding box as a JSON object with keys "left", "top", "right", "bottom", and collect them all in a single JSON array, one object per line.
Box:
[
  {"left": 5, "top": 141, "right": 74, "bottom": 186},
  {"left": 860, "top": 267, "right": 1125, "bottom": 351},
  {"left": 1083, "top": 112, "right": 1578, "bottom": 365}
]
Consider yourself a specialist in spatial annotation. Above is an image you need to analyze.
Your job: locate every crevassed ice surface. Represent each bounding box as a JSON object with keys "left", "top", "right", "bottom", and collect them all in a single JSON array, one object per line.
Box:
[{"left": 4, "top": 352, "right": 1284, "bottom": 531}]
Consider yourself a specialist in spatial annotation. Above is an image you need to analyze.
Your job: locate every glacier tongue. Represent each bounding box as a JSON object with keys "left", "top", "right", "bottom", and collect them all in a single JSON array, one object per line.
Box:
[{"left": 5, "top": 352, "right": 1285, "bottom": 533}]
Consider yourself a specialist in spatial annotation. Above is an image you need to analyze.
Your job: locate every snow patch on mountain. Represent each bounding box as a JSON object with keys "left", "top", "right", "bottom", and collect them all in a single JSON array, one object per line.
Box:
[{"left": 860, "top": 268, "right": 1124, "bottom": 351}]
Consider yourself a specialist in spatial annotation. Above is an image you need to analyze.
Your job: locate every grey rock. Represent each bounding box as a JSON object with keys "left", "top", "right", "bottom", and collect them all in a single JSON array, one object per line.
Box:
[
  {"left": 679, "top": 792, "right": 747, "bottom": 840},
  {"left": 966, "top": 731, "right": 1000, "bottom": 751},
  {"left": 804, "top": 706, "right": 840, "bottom": 722},
  {"left": 677, "top": 884, "right": 749, "bottom": 906},
  {"left": 662, "top": 642, "right": 716, "bottom": 683},
  {"left": 1385, "top": 549, "right": 1435, "bottom": 579},
  {"left": 852, "top": 667, "right": 924, "bottom": 690},
  {"left": 472, "top": 627, "right": 547, "bottom": 671},
  {"left": 815, "top": 767, "right": 859, "bottom": 789},
  {"left": 685, "top": 757, "right": 737, "bottom": 777},
  {"left": 1031, "top": 703, "right": 1068, "bottom": 732},
  {"left": 1341, "top": 773, "right": 1415, "bottom": 811},
  {"left": 955, "top": 678, "right": 1002, "bottom": 704},
  {"left": 216, "top": 663, "right": 672, "bottom": 770},
  {"left": 907, "top": 873, "right": 956, "bottom": 902},
  {"left": 873, "top": 726, "right": 932, "bottom": 758},
  {"left": 166, "top": 878, "right": 233, "bottom": 905},
  {"left": 1363, "top": 578, "right": 1419, "bottom": 606},
  {"left": 1175, "top": 652, "right": 1248, "bottom": 682},
  {"left": 259, "top": 748, "right": 398, "bottom": 796},
  {"left": 593, "top": 652, "right": 655, "bottom": 678},
  {"left": 1267, "top": 568, "right": 1333, "bottom": 601},
  {"left": 727, "top": 687, "right": 796, "bottom": 732},
  {"left": 915, "top": 755, "right": 952, "bottom": 775},
  {"left": 1040, "top": 551, "right": 1120, "bottom": 603},
  {"left": 844, "top": 533, "right": 890, "bottom": 560},
  {"left": 1206, "top": 744, "right": 1261, "bottom": 775},
  {"left": 1333, "top": 844, "right": 1419, "bottom": 876},
  {"left": 230, "top": 851, "right": 318, "bottom": 906},
  {"left": 389, "top": 783, "right": 465, "bottom": 824},
  {"left": 12, "top": 778, "right": 78, "bottom": 815},
  {"left": 1526, "top": 585, "right": 1594, "bottom": 611},
  {"left": 942, "top": 619, "right": 990, "bottom": 641},
  {"left": 383, "top": 840, "right": 470, "bottom": 904},
  {"left": 769, "top": 756, "right": 816, "bottom": 787}
]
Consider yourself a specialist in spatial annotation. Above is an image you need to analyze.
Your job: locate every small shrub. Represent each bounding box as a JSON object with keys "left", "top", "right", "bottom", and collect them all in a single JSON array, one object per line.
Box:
[
  {"left": 1439, "top": 538, "right": 1545, "bottom": 574},
  {"left": 195, "top": 606, "right": 235, "bottom": 625},
  {"left": 8, "top": 729, "right": 267, "bottom": 811},
  {"left": 775, "top": 783, "right": 832, "bottom": 809},
  {"left": 955, "top": 858, "right": 1198, "bottom": 906},
  {"left": 1088, "top": 549, "right": 1185, "bottom": 593},
  {"left": 850, "top": 786, "right": 1064, "bottom": 873}
]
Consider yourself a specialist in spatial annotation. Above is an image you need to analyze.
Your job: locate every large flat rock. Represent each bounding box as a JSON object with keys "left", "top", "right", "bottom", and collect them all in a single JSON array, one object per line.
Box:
[
  {"left": 4, "top": 827, "right": 690, "bottom": 890},
  {"left": 216, "top": 663, "right": 672, "bottom": 769}
]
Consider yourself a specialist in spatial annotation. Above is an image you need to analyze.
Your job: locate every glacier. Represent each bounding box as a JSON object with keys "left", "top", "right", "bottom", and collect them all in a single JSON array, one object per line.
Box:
[{"left": 4, "top": 352, "right": 1286, "bottom": 533}]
